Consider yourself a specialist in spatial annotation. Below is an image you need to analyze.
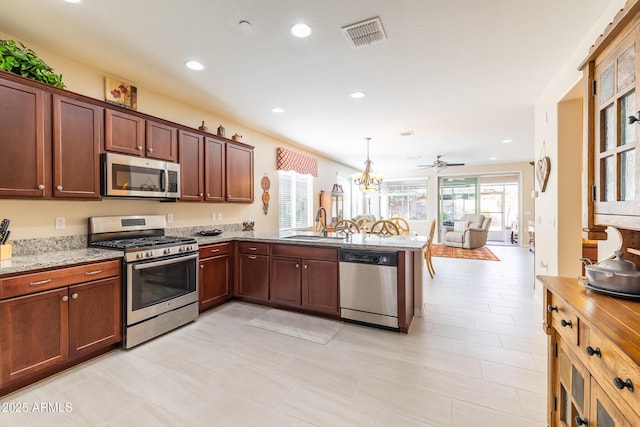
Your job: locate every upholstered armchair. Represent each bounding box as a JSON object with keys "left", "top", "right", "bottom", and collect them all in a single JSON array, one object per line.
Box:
[{"left": 441, "top": 214, "right": 492, "bottom": 249}]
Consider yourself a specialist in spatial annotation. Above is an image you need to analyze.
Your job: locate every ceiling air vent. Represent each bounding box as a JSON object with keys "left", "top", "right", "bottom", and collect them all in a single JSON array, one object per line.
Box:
[{"left": 341, "top": 17, "right": 387, "bottom": 48}]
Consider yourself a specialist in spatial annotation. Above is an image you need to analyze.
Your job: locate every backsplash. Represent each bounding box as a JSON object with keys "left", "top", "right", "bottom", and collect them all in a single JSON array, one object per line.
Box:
[{"left": 11, "top": 222, "right": 244, "bottom": 255}]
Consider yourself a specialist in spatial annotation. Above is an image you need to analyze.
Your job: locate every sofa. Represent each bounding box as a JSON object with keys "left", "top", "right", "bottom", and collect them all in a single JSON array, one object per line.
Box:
[{"left": 441, "top": 214, "right": 492, "bottom": 249}]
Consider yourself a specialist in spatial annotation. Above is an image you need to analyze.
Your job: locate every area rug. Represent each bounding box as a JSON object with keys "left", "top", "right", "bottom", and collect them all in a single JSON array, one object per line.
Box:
[
  {"left": 246, "top": 309, "right": 344, "bottom": 344},
  {"left": 430, "top": 244, "right": 500, "bottom": 261}
]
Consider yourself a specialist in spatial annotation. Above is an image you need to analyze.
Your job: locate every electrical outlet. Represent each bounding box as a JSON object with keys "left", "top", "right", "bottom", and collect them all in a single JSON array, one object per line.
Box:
[
  {"left": 217, "top": 212, "right": 223, "bottom": 220},
  {"left": 167, "top": 214, "right": 173, "bottom": 223},
  {"left": 211, "top": 212, "right": 216, "bottom": 221},
  {"left": 55, "top": 217, "right": 65, "bottom": 230}
]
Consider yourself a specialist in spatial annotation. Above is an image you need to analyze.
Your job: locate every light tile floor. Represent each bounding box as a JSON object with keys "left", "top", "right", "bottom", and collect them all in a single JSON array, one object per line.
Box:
[{"left": 1, "top": 245, "right": 546, "bottom": 426}]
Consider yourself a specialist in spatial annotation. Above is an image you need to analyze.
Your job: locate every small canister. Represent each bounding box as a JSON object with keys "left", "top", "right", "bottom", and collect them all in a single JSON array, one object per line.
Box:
[{"left": 217, "top": 125, "right": 225, "bottom": 137}]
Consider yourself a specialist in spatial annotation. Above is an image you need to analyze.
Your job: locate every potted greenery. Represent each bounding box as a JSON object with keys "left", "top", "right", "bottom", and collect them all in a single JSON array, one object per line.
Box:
[{"left": 0, "top": 39, "right": 65, "bottom": 89}]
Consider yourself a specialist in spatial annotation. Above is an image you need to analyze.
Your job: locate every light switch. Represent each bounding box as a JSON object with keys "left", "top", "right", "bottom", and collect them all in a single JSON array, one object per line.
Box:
[
  {"left": 167, "top": 214, "right": 174, "bottom": 223},
  {"left": 217, "top": 212, "right": 223, "bottom": 220}
]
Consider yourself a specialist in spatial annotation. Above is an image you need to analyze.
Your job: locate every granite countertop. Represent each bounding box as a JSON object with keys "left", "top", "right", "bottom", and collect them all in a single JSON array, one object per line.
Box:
[
  {"left": 0, "top": 231, "right": 428, "bottom": 277},
  {"left": 0, "top": 248, "right": 124, "bottom": 276},
  {"left": 193, "top": 230, "right": 429, "bottom": 251}
]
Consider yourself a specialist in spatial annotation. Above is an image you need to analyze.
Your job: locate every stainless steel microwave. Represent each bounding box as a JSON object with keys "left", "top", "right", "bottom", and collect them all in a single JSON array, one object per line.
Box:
[{"left": 102, "top": 152, "right": 180, "bottom": 199}]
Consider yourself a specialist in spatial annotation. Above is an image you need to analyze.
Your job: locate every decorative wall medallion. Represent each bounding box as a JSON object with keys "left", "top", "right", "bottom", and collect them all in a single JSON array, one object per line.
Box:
[
  {"left": 261, "top": 174, "right": 271, "bottom": 215},
  {"left": 536, "top": 156, "right": 551, "bottom": 192}
]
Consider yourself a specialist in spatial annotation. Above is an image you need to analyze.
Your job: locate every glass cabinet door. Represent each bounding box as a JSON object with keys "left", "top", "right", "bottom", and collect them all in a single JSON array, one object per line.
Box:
[
  {"left": 590, "top": 380, "right": 633, "bottom": 427},
  {"left": 594, "top": 26, "right": 639, "bottom": 215},
  {"left": 556, "top": 340, "right": 590, "bottom": 426}
]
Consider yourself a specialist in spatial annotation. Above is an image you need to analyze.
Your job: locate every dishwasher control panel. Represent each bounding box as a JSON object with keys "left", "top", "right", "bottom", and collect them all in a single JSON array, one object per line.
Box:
[{"left": 339, "top": 249, "right": 397, "bottom": 266}]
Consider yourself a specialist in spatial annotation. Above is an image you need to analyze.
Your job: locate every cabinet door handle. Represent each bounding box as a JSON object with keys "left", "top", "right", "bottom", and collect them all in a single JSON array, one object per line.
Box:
[
  {"left": 71, "top": 293, "right": 78, "bottom": 299},
  {"left": 547, "top": 305, "right": 558, "bottom": 312},
  {"left": 585, "top": 346, "right": 601, "bottom": 357},
  {"left": 248, "top": 255, "right": 257, "bottom": 260},
  {"left": 560, "top": 319, "right": 572, "bottom": 328},
  {"left": 574, "top": 416, "right": 588, "bottom": 426},
  {"left": 137, "top": 146, "right": 143, "bottom": 150},
  {"left": 296, "top": 263, "right": 299, "bottom": 268},
  {"left": 148, "top": 147, "right": 153, "bottom": 153},
  {"left": 200, "top": 265, "right": 204, "bottom": 269},
  {"left": 304, "top": 264, "right": 308, "bottom": 269},
  {"left": 62, "top": 295, "right": 69, "bottom": 302},
  {"left": 613, "top": 377, "right": 633, "bottom": 391},
  {"left": 29, "top": 279, "right": 52, "bottom": 286},
  {"left": 38, "top": 184, "right": 45, "bottom": 190},
  {"left": 56, "top": 185, "right": 63, "bottom": 191},
  {"left": 85, "top": 269, "right": 103, "bottom": 275}
]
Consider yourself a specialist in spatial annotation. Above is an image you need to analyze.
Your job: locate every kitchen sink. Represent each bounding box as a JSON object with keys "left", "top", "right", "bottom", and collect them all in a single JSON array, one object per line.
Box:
[{"left": 282, "top": 234, "right": 346, "bottom": 241}]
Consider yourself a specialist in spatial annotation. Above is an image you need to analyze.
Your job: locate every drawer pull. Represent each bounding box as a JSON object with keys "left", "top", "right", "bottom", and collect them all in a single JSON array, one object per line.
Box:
[
  {"left": 210, "top": 249, "right": 220, "bottom": 253},
  {"left": 585, "top": 346, "right": 601, "bottom": 358},
  {"left": 248, "top": 255, "right": 257, "bottom": 260},
  {"left": 29, "top": 279, "right": 52, "bottom": 286},
  {"left": 574, "top": 416, "right": 588, "bottom": 426},
  {"left": 613, "top": 377, "right": 634, "bottom": 392},
  {"left": 560, "top": 319, "right": 572, "bottom": 328},
  {"left": 85, "top": 269, "right": 103, "bottom": 275},
  {"left": 249, "top": 247, "right": 257, "bottom": 251},
  {"left": 547, "top": 304, "right": 558, "bottom": 312}
]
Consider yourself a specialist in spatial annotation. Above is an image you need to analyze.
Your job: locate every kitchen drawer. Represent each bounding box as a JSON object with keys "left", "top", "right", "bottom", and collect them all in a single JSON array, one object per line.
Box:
[
  {"left": 547, "top": 292, "right": 580, "bottom": 347},
  {"left": 272, "top": 244, "right": 337, "bottom": 261},
  {"left": 586, "top": 328, "right": 640, "bottom": 417},
  {"left": 237, "top": 242, "right": 269, "bottom": 256},
  {"left": 0, "top": 260, "right": 121, "bottom": 299},
  {"left": 199, "top": 242, "right": 232, "bottom": 259}
]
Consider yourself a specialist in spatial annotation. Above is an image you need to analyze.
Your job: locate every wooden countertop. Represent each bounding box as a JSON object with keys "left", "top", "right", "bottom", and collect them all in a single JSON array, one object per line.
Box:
[{"left": 537, "top": 275, "right": 640, "bottom": 367}]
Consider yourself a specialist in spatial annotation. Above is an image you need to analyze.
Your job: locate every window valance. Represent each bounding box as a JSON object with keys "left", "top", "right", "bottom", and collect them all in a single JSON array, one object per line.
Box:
[{"left": 276, "top": 147, "right": 318, "bottom": 177}]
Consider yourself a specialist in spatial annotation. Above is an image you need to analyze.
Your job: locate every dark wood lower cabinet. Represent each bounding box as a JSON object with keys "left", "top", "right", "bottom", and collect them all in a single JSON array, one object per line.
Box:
[
  {"left": 270, "top": 244, "right": 339, "bottom": 316},
  {"left": 0, "top": 261, "right": 122, "bottom": 394},
  {"left": 199, "top": 243, "right": 232, "bottom": 311}
]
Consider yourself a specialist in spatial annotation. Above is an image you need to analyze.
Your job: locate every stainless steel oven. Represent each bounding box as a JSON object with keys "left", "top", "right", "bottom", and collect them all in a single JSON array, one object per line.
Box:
[{"left": 89, "top": 215, "right": 199, "bottom": 348}]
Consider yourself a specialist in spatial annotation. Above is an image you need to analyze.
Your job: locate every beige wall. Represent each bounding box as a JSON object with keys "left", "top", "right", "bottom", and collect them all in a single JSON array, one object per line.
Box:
[
  {"left": 533, "top": 1, "right": 626, "bottom": 294},
  {"left": 0, "top": 31, "right": 356, "bottom": 240}
]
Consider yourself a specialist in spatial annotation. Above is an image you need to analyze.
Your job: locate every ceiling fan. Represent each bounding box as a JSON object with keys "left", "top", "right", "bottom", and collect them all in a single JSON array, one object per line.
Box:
[{"left": 418, "top": 155, "right": 465, "bottom": 172}]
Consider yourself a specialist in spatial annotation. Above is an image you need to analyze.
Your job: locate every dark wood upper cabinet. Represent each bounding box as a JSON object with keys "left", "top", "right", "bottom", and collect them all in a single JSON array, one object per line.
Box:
[
  {"left": 104, "top": 109, "right": 145, "bottom": 156},
  {"left": 204, "top": 137, "right": 225, "bottom": 202},
  {"left": 178, "top": 129, "right": 204, "bottom": 201},
  {"left": 52, "top": 95, "right": 102, "bottom": 199},
  {"left": 226, "top": 141, "right": 254, "bottom": 203},
  {"left": 0, "top": 77, "right": 46, "bottom": 197},
  {"left": 146, "top": 120, "right": 178, "bottom": 162}
]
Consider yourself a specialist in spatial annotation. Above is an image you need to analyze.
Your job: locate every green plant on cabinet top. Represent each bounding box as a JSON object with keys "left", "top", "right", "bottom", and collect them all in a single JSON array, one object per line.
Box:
[{"left": 0, "top": 39, "right": 65, "bottom": 89}]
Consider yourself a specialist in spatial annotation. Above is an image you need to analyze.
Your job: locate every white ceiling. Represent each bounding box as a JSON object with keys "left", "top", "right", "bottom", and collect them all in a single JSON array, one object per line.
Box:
[{"left": 0, "top": 0, "right": 612, "bottom": 173}]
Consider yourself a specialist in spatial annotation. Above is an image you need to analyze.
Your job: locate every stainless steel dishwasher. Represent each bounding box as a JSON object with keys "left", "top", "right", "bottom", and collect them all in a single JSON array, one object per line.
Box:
[{"left": 339, "top": 248, "right": 398, "bottom": 329}]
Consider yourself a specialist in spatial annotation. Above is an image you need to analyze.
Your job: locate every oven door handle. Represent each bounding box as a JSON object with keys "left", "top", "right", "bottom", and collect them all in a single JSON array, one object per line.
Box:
[{"left": 132, "top": 253, "right": 198, "bottom": 270}]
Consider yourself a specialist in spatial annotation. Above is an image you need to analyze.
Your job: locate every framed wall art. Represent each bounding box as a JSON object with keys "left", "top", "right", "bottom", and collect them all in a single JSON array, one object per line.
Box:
[{"left": 105, "top": 77, "right": 137, "bottom": 110}]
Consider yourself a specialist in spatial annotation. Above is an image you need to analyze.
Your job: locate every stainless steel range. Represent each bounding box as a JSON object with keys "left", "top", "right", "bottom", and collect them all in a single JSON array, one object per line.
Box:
[{"left": 89, "top": 215, "right": 199, "bottom": 349}]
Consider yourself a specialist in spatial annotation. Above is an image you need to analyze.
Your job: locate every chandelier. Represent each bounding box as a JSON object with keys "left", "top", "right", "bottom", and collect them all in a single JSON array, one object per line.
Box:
[{"left": 353, "top": 137, "right": 383, "bottom": 192}]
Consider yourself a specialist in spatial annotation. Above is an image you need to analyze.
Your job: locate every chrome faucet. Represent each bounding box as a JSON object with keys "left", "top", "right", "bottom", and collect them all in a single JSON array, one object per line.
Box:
[{"left": 315, "top": 207, "right": 328, "bottom": 237}]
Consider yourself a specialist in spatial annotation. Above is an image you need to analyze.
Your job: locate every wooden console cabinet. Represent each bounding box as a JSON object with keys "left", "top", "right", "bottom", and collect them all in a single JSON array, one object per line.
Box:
[
  {"left": 539, "top": 275, "right": 640, "bottom": 426},
  {"left": 0, "top": 259, "right": 122, "bottom": 395}
]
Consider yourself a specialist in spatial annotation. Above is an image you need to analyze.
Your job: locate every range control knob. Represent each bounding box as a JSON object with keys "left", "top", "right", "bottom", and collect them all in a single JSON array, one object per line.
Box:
[
  {"left": 136, "top": 252, "right": 145, "bottom": 260},
  {"left": 146, "top": 251, "right": 153, "bottom": 258},
  {"left": 164, "top": 248, "right": 171, "bottom": 255}
]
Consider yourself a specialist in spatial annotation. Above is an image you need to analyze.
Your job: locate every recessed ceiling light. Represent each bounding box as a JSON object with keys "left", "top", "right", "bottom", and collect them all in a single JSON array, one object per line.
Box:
[
  {"left": 185, "top": 60, "right": 204, "bottom": 71},
  {"left": 291, "top": 23, "right": 312, "bottom": 38},
  {"left": 272, "top": 107, "right": 285, "bottom": 113},
  {"left": 502, "top": 139, "right": 512, "bottom": 144},
  {"left": 64, "top": 0, "right": 81, "bottom": 3},
  {"left": 400, "top": 130, "right": 414, "bottom": 136},
  {"left": 490, "top": 157, "right": 498, "bottom": 161},
  {"left": 238, "top": 20, "right": 252, "bottom": 31},
  {"left": 350, "top": 91, "right": 366, "bottom": 99}
]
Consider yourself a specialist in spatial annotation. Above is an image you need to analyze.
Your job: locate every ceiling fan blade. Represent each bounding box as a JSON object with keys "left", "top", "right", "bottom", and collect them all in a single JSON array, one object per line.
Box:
[
  {"left": 416, "top": 164, "right": 434, "bottom": 168},
  {"left": 446, "top": 163, "right": 465, "bottom": 166}
]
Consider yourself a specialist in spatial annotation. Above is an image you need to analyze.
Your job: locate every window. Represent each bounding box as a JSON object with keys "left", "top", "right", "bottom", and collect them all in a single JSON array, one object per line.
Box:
[
  {"left": 279, "top": 170, "right": 313, "bottom": 230},
  {"left": 380, "top": 179, "right": 428, "bottom": 220}
]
